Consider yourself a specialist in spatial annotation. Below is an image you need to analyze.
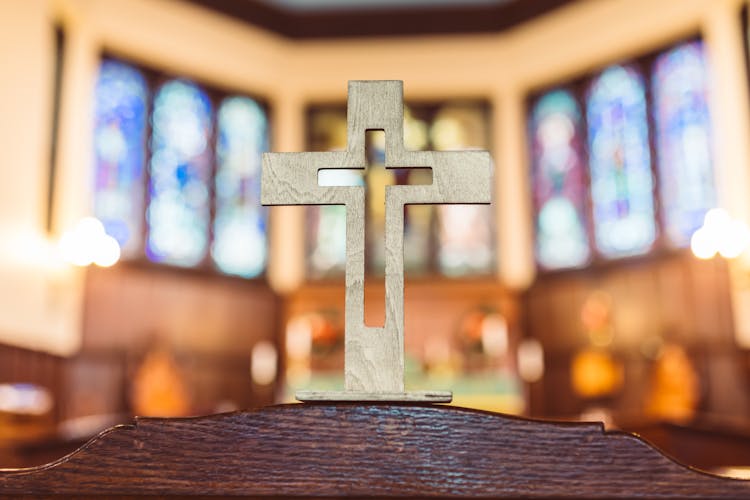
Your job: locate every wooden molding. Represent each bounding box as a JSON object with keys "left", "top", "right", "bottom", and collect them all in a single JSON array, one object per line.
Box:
[
  {"left": 1, "top": 404, "right": 749, "bottom": 497},
  {"left": 182, "top": 0, "right": 576, "bottom": 39}
]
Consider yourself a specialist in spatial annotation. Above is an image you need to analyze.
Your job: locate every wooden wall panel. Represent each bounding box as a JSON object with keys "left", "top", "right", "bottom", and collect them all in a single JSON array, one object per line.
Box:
[
  {"left": 285, "top": 279, "right": 519, "bottom": 363},
  {"left": 80, "top": 265, "right": 282, "bottom": 415},
  {"left": 524, "top": 253, "right": 748, "bottom": 419},
  {"left": 82, "top": 266, "right": 279, "bottom": 354},
  {"left": 0, "top": 344, "right": 64, "bottom": 421}
]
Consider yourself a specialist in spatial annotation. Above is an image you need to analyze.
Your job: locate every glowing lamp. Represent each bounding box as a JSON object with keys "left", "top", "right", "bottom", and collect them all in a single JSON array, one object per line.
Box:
[
  {"left": 690, "top": 208, "right": 750, "bottom": 260},
  {"left": 58, "top": 217, "right": 121, "bottom": 267}
]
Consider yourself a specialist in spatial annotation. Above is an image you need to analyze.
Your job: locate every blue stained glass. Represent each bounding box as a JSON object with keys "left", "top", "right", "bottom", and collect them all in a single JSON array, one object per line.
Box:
[
  {"left": 653, "top": 41, "right": 714, "bottom": 246},
  {"left": 93, "top": 60, "right": 148, "bottom": 256},
  {"left": 530, "top": 90, "right": 590, "bottom": 269},
  {"left": 212, "top": 97, "right": 268, "bottom": 278},
  {"left": 147, "top": 80, "right": 212, "bottom": 266},
  {"left": 587, "top": 65, "right": 656, "bottom": 257}
]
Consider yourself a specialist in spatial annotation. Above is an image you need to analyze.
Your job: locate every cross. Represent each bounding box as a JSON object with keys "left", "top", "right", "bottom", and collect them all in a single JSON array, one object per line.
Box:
[{"left": 262, "top": 81, "right": 492, "bottom": 402}]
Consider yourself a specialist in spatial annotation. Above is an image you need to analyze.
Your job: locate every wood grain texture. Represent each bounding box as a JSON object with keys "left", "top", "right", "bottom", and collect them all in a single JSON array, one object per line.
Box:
[
  {"left": 296, "top": 389, "right": 452, "bottom": 402},
  {"left": 0, "top": 404, "right": 748, "bottom": 498},
  {"left": 262, "top": 81, "right": 491, "bottom": 400}
]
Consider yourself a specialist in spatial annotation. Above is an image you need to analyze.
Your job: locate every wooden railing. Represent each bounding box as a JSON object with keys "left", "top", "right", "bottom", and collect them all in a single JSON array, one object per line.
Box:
[{"left": 1, "top": 403, "right": 749, "bottom": 497}]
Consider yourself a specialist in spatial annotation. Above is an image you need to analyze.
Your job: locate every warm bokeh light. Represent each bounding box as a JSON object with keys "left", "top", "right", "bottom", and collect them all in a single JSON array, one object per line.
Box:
[
  {"left": 719, "top": 219, "right": 750, "bottom": 258},
  {"left": 690, "top": 208, "right": 750, "bottom": 260},
  {"left": 571, "top": 349, "right": 623, "bottom": 398},
  {"left": 131, "top": 348, "right": 191, "bottom": 417},
  {"left": 94, "top": 235, "right": 121, "bottom": 267},
  {"left": 58, "top": 217, "right": 121, "bottom": 267},
  {"left": 690, "top": 227, "right": 715, "bottom": 259},
  {"left": 517, "top": 339, "right": 544, "bottom": 383},
  {"left": 251, "top": 341, "right": 278, "bottom": 386},
  {"left": 480, "top": 313, "right": 508, "bottom": 357},
  {"left": 0, "top": 384, "right": 53, "bottom": 416},
  {"left": 645, "top": 344, "right": 699, "bottom": 422}
]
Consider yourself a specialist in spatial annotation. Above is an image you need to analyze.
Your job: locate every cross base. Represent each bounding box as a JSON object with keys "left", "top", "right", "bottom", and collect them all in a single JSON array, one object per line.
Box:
[{"left": 296, "top": 390, "right": 452, "bottom": 403}]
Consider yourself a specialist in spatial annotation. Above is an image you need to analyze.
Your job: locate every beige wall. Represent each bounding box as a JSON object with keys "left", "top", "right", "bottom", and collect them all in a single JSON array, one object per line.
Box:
[
  {"left": 1, "top": 0, "right": 749, "bottom": 354},
  {"left": 0, "top": 0, "right": 82, "bottom": 355}
]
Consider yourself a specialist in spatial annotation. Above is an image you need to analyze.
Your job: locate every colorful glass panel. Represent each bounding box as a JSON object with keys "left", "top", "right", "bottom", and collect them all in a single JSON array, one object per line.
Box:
[
  {"left": 310, "top": 170, "right": 365, "bottom": 277},
  {"left": 401, "top": 108, "right": 433, "bottom": 275},
  {"left": 93, "top": 60, "right": 148, "bottom": 257},
  {"left": 587, "top": 65, "right": 656, "bottom": 257},
  {"left": 653, "top": 41, "right": 714, "bottom": 246},
  {"left": 530, "top": 90, "right": 590, "bottom": 269},
  {"left": 306, "top": 102, "right": 494, "bottom": 278},
  {"left": 147, "top": 80, "right": 213, "bottom": 266},
  {"left": 212, "top": 96, "right": 268, "bottom": 278},
  {"left": 431, "top": 104, "right": 494, "bottom": 275},
  {"left": 368, "top": 115, "right": 433, "bottom": 276},
  {"left": 307, "top": 109, "right": 351, "bottom": 278}
]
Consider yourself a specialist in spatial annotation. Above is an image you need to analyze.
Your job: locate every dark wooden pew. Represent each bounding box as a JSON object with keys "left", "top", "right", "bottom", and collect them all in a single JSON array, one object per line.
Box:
[
  {"left": 619, "top": 418, "right": 750, "bottom": 473},
  {"left": 1, "top": 403, "right": 749, "bottom": 498}
]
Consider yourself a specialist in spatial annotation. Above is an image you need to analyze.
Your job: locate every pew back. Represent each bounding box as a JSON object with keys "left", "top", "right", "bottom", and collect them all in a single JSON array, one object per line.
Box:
[{"left": 1, "top": 404, "right": 749, "bottom": 498}]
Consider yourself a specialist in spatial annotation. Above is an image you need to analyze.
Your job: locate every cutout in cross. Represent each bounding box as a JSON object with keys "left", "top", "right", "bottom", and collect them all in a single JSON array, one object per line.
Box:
[
  {"left": 262, "top": 81, "right": 492, "bottom": 402},
  {"left": 319, "top": 130, "right": 433, "bottom": 327}
]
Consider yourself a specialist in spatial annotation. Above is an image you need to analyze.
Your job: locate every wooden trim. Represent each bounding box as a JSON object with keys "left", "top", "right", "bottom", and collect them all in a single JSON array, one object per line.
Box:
[
  {"left": 182, "top": 0, "right": 576, "bottom": 39},
  {"left": 1, "top": 404, "right": 749, "bottom": 497}
]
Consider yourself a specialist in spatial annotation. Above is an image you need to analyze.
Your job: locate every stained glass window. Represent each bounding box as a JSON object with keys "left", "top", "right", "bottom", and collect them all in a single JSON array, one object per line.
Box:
[
  {"left": 93, "top": 59, "right": 270, "bottom": 278},
  {"left": 529, "top": 39, "right": 717, "bottom": 270},
  {"left": 653, "top": 41, "right": 714, "bottom": 246},
  {"left": 586, "top": 65, "right": 656, "bottom": 257},
  {"left": 310, "top": 170, "right": 365, "bottom": 277},
  {"left": 431, "top": 104, "right": 494, "bottom": 275},
  {"left": 306, "top": 102, "right": 494, "bottom": 278},
  {"left": 212, "top": 97, "right": 268, "bottom": 278},
  {"left": 92, "top": 60, "right": 148, "bottom": 257},
  {"left": 307, "top": 108, "right": 351, "bottom": 279},
  {"left": 530, "top": 90, "right": 590, "bottom": 269},
  {"left": 147, "top": 80, "right": 213, "bottom": 267},
  {"left": 376, "top": 110, "right": 433, "bottom": 276}
]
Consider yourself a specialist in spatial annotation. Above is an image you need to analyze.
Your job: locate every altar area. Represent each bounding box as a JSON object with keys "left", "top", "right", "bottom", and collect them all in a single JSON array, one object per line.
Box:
[{"left": 2, "top": 0, "right": 750, "bottom": 478}]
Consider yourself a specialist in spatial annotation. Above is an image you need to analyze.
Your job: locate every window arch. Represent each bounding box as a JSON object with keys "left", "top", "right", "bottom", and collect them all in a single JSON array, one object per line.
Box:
[
  {"left": 586, "top": 65, "right": 656, "bottom": 258},
  {"left": 530, "top": 89, "right": 590, "bottom": 269},
  {"left": 92, "top": 60, "right": 148, "bottom": 257},
  {"left": 147, "top": 80, "right": 213, "bottom": 267},
  {"left": 653, "top": 41, "right": 714, "bottom": 246},
  {"left": 213, "top": 97, "right": 269, "bottom": 278}
]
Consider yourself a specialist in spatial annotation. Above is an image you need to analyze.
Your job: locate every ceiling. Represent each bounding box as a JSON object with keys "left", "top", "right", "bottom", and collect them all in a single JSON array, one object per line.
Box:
[
  {"left": 182, "top": 0, "right": 574, "bottom": 38},
  {"left": 258, "top": 0, "right": 516, "bottom": 12}
]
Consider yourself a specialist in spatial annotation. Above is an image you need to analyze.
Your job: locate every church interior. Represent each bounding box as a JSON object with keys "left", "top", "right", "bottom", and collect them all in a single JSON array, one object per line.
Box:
[{"left": 3, "top": 0, "right": 750, "bottom": 476}]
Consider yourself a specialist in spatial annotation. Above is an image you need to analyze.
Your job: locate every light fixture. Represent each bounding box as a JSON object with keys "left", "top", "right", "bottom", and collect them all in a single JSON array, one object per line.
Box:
[
  {"left": 58, "top": 217, "right": 121, "bottom": 267},
  {"left": 517, "top": 338, "right": 544, "bottom": 383},
  {"left": 251, "top": 341, "right": 278, "bottom": 386},
  {"left": 690, "top": 208, "right": 750, "bottom": 260}
]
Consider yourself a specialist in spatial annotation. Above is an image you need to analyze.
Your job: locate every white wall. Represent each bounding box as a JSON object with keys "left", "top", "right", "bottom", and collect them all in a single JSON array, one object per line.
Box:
[{"left": 1, "top": 0, "right": 749, "bottom": 354}]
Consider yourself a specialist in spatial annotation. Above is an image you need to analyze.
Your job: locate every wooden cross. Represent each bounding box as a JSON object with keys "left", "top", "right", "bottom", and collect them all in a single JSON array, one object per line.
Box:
[{"left": 262, "top": 81, "right": 492, "bottom": 402}]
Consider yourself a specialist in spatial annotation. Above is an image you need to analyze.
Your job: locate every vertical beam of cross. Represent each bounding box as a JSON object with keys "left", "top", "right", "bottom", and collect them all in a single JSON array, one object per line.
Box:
[
  {"left": 319, "top": 134, "right": 433, "bottom": 327},
  {"left": 262, "top": 81, "right": 492, "bottom": 401}
]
